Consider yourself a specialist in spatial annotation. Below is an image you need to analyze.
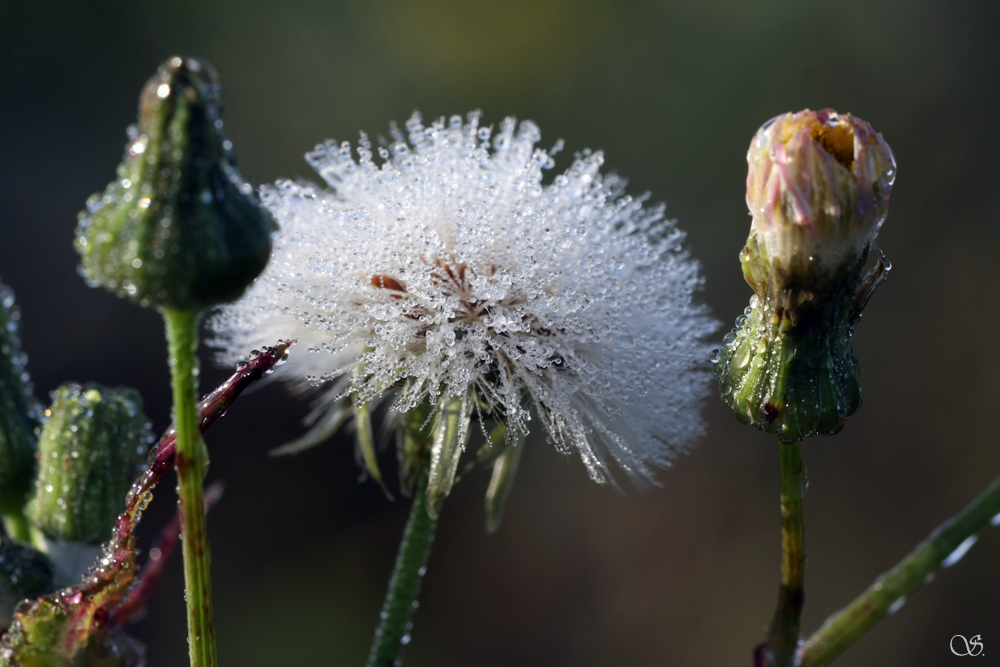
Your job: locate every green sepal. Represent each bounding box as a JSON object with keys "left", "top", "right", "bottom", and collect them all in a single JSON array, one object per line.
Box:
[
  {"left": 353, "top": 399, "right": 392, "bottom": 500},
  {"left": 268, "top": 400, "right": 349, "bottom": 457},
  {"left": 74, "top": 56, "right": 276, "bottom": 311},
  {"left": 396, "top": 402, "right": 429, "bottom": 498},
  {"left": 0, "top": 280, "right": 41, "bottom": 517},
  {"left": 715, "top": 238, "right": 888, "bottom": 442},
  {"left": 26, "top": 385, "right": 152, "bottom": 545},
  {"left": 425, "top": 393, "right": 470, "bottom": 519},
  {"left": 484, "top": 426, "right": 525, "bottom": 534}
]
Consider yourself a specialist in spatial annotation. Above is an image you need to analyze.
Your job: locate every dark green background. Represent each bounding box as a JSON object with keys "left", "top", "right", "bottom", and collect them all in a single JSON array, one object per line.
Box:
[{"left": 2, "top": 1, "right": 998, "bottom": 665}]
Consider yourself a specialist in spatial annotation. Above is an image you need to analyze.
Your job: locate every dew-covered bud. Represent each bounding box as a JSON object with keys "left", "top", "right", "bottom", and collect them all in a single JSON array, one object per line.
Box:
[
  {"left": 27, "top": 384, "right": 152, "bottom": 546},
  {"left": 75, "top": 56, "right": 276, "bottom": 311},
  {"left": 0, "top": 279, "right": 42, "bottom": 515},
  {"left": 714, "top": 109, "right": 895, "bottom": 442}
]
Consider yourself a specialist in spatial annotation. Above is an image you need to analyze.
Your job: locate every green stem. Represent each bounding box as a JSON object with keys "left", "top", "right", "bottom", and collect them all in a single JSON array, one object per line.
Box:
[
  {"left": 765, "top": 440, "right": 806, "bottom": 667},
  {"left": 799, "top": 473, "right": 1000, "bottom": 667},
  {"left": 1, "top": 509, "right": 32, "bottom": 544},
  {"left": 163, "top": 308, "right": 217, "bottom": 667},
  {"left": 367, "top": 473, "right": 439, "bottom": 667}
]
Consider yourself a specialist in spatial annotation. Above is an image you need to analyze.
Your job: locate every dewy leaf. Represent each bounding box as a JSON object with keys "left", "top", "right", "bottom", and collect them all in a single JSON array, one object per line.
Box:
[
  {"left": 0, "top": 341, "right": 291, "bottom": 667},
  {"left": 425, "top": 392, "right": 471, "bottom": 520}
]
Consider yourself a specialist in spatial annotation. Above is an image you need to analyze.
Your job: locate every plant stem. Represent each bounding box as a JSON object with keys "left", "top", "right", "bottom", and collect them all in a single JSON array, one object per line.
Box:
[
  {"left": 799, "top": 473, "right": 1000, "bottom": 667},
  {"left": 163, "top": 308, "right": 217, "bottom": 667},
  {"left": 367, "top": 473, "right": 439, "bottom": 667},
  {"left": 764, "top": 440, "right": 806, "bottom": 667}
]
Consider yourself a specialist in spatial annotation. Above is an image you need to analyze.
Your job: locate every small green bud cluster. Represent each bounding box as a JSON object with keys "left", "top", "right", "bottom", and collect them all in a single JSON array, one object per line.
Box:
[
  {"left": 75, "top": 56, "right": 276, "bottom": 311},
  {"left": 714, "top": 109, "right": 895, "bottom": 442},
  {"left": 27, "top": 384, "right": 152, "bottom": 545}
]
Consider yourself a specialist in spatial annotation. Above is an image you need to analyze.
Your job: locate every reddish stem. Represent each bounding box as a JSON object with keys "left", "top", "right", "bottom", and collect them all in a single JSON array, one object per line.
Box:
[{"left": 110, "top": 481, "right": 225, "bottom": 626}]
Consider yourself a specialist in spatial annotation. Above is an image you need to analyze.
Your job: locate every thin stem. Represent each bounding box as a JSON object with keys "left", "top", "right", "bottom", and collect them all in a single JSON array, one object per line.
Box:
[
  {"left": 764, "top": 440, "right": 806, "bottom": 667},
  {"left": 163, "top": 308, "right": 217, "bottom": 667},
  {"left": 367, "top": 473, "right": 439, "bottom": 667},
  {"left": 799, "top": 473, "right": 1000, "bottom": 667}
]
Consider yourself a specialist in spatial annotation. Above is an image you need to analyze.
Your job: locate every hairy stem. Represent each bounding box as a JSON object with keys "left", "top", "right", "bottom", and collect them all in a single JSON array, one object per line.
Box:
[
  {"left": 799, "top": 473, "right": 1000, "bottom": 667},
  {"left": 163, "top": 308, "right": 217, "bottom": 667},
  {"left": 764, "top": 440, "right": 806, "bottom": 667},
  {"left": 367, "top": 473, "right": 439, "bottom": 667}
]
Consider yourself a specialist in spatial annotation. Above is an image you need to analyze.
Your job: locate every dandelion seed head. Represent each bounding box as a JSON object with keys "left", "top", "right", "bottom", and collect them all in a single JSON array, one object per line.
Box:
[{"left": 210, "top": 111, "right": 717, "bottom": 484}]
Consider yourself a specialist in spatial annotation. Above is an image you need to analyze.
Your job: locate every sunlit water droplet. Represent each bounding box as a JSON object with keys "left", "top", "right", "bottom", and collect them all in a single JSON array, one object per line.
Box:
[{"left": 941, "top": 535, "right": 978, "bottom": 567}]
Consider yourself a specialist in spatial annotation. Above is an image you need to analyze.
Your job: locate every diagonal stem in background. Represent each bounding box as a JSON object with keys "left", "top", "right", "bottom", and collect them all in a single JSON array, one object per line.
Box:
[
  {"left": 111, "top": 481, "right": 225, "bottom": 627},
  {"left": 798, "top": 473, "right": 1000, "bottom": 667},
  {"left": 0, "top": 339, "right": 291, "bottom": 661},
  {"left": 762, "top": 440, "right": 806, "bottom": 667}
]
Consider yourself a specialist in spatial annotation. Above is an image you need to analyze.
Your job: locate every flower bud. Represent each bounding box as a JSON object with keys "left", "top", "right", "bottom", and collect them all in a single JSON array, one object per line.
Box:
[
  {"left": 75, "top": 56, "right": 276, "bottom": 311},
  {"left": 714, "top": 109, "right": 895, "bottom": 442},
  {"left": 0, "top": 279, "right": 41, "bottom": 515},
  {"left": 27, "top": 384, "right": 152, "bottom": 545}
]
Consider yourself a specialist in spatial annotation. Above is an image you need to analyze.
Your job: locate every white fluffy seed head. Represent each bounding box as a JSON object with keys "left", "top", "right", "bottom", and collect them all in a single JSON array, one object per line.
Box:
[{"left": 210, "top": 111, "right": 717, "bottom": 485}]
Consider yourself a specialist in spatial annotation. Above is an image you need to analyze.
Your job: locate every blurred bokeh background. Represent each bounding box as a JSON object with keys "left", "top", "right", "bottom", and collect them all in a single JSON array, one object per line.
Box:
[{"left": 2, "top": 1, "right": 999, "bottom": 665}]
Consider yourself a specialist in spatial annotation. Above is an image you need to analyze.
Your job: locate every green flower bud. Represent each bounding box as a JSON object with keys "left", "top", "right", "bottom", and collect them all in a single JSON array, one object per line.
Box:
[
  {"left": 0, "top": 540, "right": 54, "bottom": 628},
  {"left": 0, "top": 279, "right": 41, "bottom": 515},
  {"left": 714, "top": 109, "right": 895, "bottom": 442},
  {"left": 74, "top": 56, "right": 276, "bottom": 311},
  {"left": 26, "top": 385, "right": 152, "bottom": 546}
]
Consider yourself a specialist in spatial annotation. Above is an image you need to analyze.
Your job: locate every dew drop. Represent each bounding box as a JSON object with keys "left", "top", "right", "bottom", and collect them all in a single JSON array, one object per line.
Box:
[
  {"left": 942, "top": 535, "right": 978, "bottom": 567},
  {"left": 887, "top": 596, "right": 906, "bottom": 615}
]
